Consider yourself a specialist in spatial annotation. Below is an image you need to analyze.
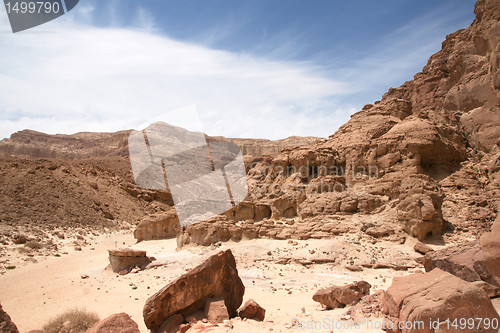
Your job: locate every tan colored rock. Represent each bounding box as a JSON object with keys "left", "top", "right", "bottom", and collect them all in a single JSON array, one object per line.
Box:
[
  {"left": 382, "top": 268, "right": 500, "bottom": 333},
  {"left": 108, "top": 248, "right": 152, "bottom": 273},
  {"left": 238, "top": 299, "right": 266, "bottom": 321},
  {"left": 143, "top": 250, "right": 244, "bottom": 332},
  {"left": 85, "top": 313, "right": 140, "bottom": 333},
  {"left": 0, "top": 303, "right": 19, "bottom": 333},
  {"left": 134, "top": 210, "right": 180, "bottom": 242},
  {"left": 313, "top": 281, "right": 371, "bottom": 309}
]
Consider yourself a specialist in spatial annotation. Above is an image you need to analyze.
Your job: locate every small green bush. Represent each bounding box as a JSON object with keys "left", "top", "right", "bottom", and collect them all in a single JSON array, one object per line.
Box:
[{"left": 43, "top": 308, "right": 99, "bottom": 333}]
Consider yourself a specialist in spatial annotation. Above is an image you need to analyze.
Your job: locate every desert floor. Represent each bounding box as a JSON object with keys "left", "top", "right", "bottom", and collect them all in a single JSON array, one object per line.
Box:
[{"left": 1, "top": 231, "right": 499, "bottom": 333}]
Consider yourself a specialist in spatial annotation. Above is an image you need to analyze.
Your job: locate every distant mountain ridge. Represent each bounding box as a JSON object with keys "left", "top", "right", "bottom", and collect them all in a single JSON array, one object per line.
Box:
[{"left": 0, "top": 128, "right": 319, "bottom": 159}]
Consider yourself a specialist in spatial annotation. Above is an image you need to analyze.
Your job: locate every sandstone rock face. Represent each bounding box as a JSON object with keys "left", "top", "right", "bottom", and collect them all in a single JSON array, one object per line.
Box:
[
  {"left": 85, "top": 313, "right": 140, "bottom": 333},
  {"left": 422, "top": 240, "right": 497, "bottom": 286},
  {"left": 312, "top": 281, "right": 371, "bottom": 309},
  {"left": 0, "top": 303, "right": 19, "bottom": 333},
  {"left": 108, "top": 248, "right": 152, "bottom": 273},
  {"left": 143, "top": 250, "right": 244, "bottom": 332},
  {"left": 238, "top": 299, "right": 266, "bottom": 321},
  {"left": 382, "top": 268, "right": 500, "bottom": 333},
  {"left": 134, "top": 210, "right": 180, "bottom": 242}
]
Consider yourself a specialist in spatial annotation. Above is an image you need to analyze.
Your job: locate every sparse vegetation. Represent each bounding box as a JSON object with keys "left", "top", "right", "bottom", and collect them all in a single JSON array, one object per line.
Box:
[
  {"left": 25, "top": 241, "right": 44, "bottom": 250},
  {"left": 43, "top": 308, "right": 99, "bottom": 333}
]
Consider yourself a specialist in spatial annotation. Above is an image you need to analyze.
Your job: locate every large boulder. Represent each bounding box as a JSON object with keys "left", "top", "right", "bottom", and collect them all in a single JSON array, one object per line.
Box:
[
  {"left": 143, "top": 249, "right": 244, "bottom": 332},
  {"left": 0, "top": 303, "right": 19, "bottom": 333},
  {"left": 85, "top": 313, "right": 140, "bottom": 333},
  {"left": 382, "top": 268, "right": 500, "bottom": 333},
  {"left": 421, "top": 240, "right": 497, "bottom": 286},
  {"left": 312, "top": 281, "right": 371, "bottom": 309},
  {"left": 108, "top": 248, "right": 152, "bottom": 273}
]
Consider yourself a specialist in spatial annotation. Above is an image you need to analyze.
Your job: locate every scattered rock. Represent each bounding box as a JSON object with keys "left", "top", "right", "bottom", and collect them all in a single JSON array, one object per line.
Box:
[
  {"left": 238, "top": 299, "right": 266, "bottom": 321},
  {"left": 313, "top": 281, "right": 371, "bottom": 309},
  {"left": 85, "top": 312, "right": 140, "bottom": 333},
  {"left": 143, "top": 249, "right": 244, "bottom": 332}
]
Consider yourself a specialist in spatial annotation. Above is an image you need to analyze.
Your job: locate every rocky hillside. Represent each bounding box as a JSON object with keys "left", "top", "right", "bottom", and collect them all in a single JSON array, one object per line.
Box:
[{"left": 0, "top": 0, "right": 498, "bottom": 250}]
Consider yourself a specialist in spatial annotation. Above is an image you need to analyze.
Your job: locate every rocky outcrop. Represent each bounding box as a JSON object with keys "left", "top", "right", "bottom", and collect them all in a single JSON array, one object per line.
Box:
[
  {"left": 0, "top": 303, "right": 19, "bottom": 333},
  {"left": 108, "top": 249, "right": 152, "bottom": 273},
  {"left": 312, "top": 281, "right": 371, "bottom": 309},
  {"left": 134, "top": 210, "right": 180, "bottom": 242},
  {"left": 382, "top": 268, "right": 500, "bottom": 333},
  {"left": 143, "top": 250, "right": 244, "bottom": 332},
  {"left": 85, "top": 313, "right": 140, "bottom": 333}
]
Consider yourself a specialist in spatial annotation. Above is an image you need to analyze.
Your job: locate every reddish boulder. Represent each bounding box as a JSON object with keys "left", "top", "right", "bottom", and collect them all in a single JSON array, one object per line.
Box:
[
  {"left": 0, "top": 303, "right": 19, "bottom": 333},
  {"left": 238, "top": 299, "right": 266, "bottom": 321},
  {"left": 85, "top": 313, "right": 140, "bottom": 333},
  {"left": 382, "top": 268, "right": 500, "bottom": 332},
  {"left": 421, "top": 240, "right": 497, "bottom": 286},
  {"left": 143, "top": 249, "right": 244, "bottom": 332},
  {"left": 313, "top": 281, "right": 371, "bottom": 309}
]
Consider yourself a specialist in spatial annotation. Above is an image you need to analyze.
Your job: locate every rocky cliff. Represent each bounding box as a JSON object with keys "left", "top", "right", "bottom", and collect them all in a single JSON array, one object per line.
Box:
[{"left": 177, "top": 0, "right": 499, "bottom": 245}]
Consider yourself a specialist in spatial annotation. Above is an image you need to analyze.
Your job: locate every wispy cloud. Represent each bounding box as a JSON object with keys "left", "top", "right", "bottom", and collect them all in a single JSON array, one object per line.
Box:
[
  {"left": 0, "top": 1, "right": 475, "bottom": 141},
  {"left": 0, "top": 6, "right": 351, "bottom": 140}
]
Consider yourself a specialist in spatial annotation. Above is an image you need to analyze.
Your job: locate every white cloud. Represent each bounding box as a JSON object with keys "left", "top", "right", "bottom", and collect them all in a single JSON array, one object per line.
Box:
[{"left": 0, "top": 6, "right": 351, "bottom": 140}]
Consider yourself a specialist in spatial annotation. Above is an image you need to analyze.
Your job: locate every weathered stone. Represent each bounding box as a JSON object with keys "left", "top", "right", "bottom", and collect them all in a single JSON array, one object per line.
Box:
[
  {"left": 382, "top": 268, "right": 500, "bottom": 333},
  {"left": 108, "top": 248, "right": 152, "bottom": 273},
  {"left": 313, "top": 281, "right": 371, "bottom": 309},
  {"left": 85, "top": 313, "right": 140, "bottom": 333},
  {"left": 238, "top": 299, "right": 266, "bottom": 321},
  {"left": 413, "top": 241, "right": 434, "bottom": 255},
  {"left": 422, "top": 240, "right": 497, "bottom": 286},
  {"left": 143, "top": 250, "right": 244, "bottom": 332},
  {"left": 134, "top": 210, "right": 180, "bottom": 242}
]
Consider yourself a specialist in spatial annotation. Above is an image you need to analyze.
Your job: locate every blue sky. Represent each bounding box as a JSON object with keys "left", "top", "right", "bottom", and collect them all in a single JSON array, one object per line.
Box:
[{"left": 0, "top": 0, "right": 476, "bottom": 139}]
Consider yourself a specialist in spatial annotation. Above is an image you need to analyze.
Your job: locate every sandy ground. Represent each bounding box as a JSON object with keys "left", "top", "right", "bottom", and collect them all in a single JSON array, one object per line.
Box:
[{"left": 0, "top": 231, "right": 498, "bottom": 333}]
